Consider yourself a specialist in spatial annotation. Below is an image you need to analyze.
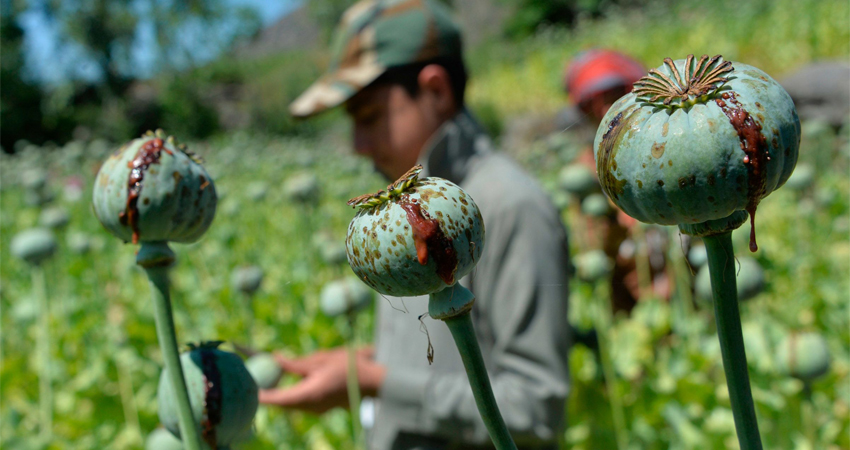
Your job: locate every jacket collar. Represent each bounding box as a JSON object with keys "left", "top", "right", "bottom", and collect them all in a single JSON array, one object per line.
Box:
[{"left": 417, "top": 108, "right": 493, "bottom": 184}]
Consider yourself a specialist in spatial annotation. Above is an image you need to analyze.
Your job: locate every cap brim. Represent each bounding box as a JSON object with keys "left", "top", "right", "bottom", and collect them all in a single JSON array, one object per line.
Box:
[{"left": 289, "top": 64, "right": 387, "bottom": 118}]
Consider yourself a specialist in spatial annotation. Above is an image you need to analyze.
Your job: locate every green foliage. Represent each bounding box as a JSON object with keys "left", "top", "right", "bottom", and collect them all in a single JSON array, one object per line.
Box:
[
  {"left": 469, "top": 0, "right": 850, "bottom": 121},
  {"left": 157, "top": 76, "right": 220, "bottom": 139}
]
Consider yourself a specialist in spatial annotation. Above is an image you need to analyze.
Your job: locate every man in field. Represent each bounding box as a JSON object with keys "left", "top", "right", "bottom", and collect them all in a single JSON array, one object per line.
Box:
[{"left": 260, "top": 1, "right": 571, "bottom": 448}]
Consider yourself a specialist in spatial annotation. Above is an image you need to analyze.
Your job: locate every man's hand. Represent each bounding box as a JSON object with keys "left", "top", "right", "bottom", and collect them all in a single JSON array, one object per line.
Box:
[{"left": 258, "top": 346, "right": 386, "bottom": 414}]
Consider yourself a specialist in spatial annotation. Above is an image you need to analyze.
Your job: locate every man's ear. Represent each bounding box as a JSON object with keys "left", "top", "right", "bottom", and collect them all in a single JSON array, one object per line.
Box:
[{"left": 417, "top": 64, "right": 457, "bottom": 118}]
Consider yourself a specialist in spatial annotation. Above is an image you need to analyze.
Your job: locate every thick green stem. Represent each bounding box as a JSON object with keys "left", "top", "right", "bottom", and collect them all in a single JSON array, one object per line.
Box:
[
  {"left": 703, "top": 232, "right": 763, "bottom": 450},
  {"left": 442, "top": 312, "right": 516, "bottom": 450},
  {"left": 33, "top": 266, "right": 52, "bottom": 440},
  {"left": 139, "top": 243, "right": 202, "bottom": 450},
  {"left": 429, "top": 285, "right": 516, "bottom": 450},
  {"left": 345, "top": 312, "right": 363, "bottom": 449},
  {"left": 592, "top": 281, "right": 628, "bottom": 450}
]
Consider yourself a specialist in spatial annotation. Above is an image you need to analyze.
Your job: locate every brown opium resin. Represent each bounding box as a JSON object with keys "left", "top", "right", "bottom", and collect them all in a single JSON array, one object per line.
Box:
[
  {"left": 199, "top": 349, "right": 222, "bottom": 449},
  {"left": 716, "top": 92, "right": 768, "bottom": 252},
  {"left": 119, "top": 138, "right": 166, "bottom": 244},
  {"left": 399, "top": 196, "right": 458, "bottom": 285}
]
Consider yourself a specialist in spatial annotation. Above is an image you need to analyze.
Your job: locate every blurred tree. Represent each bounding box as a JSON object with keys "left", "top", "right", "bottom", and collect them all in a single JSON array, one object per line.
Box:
[
  {"left": 500, "top": 0, "right": 649, "bottom": 37},
  {"left": 307, "top": 0, "right": 355, "bottom": 42},
  {"left": 1, "top": 0, "right": 260, "bottom": 148},
  {"left": 42, "top": 0, "right": 260, "bottom": 98},
  {"left": 0, "top": 0, "right": 76, "bottom": 151}
]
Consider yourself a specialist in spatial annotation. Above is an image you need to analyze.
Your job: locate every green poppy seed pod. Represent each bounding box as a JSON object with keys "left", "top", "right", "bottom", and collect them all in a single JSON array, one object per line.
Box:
[
  {"left": 11, "top": 228, "right": 57, "bottom": 265},
  {"left": 39, "top": 206, "right": 70, "bottom": 229},
  {"left": 695, "top": 256, "right": 765, "bottom": 302},
  {"left": 345, "top": 166, "right": 485, "bottom": 297},
  {"left": 776, "top": 331, "right": 831, "bottom": 382},
  {"left": 246, "top": 182, "right": 268, "bottom": 202},
  {"left": 574, "top": 250, "right": 613, "bottom": 282},
  {"left": 284, "top": 172, "right": 319, "bottom": 204},
  {"left": 312, "top": 231, "right": 348, "bottom": 265},
  {"left": 66, "top": 231, "right": 92, "bottom": 254},
  {"left": 244, "top": 353, "right": 283, "bottom": 390},
  {"left": 319, "top": 277, "right": 374, "bottom": 317},
  {"left": 230, "top": 266, "right": 264, "bottom": 296},
  {"left": 21, "top": 167, "right": 47, "bottom": 191},
  {"left": 93, "top": 130, "right": 217, "bottom": 245},
  {"left": 581, "top": 193, "right": 612, "bottom": 217},
  {"left": 687, "top": 243, "right": 708, "bottom": 269},
  {"left": 595, "top": 55, "right": 800, "bottom": 248},
  {"left": 158, "top": 342, "right": 258, "bottom": 448},
  {"left": 559, "top": 164, "right": 599, "bottom": 198}
]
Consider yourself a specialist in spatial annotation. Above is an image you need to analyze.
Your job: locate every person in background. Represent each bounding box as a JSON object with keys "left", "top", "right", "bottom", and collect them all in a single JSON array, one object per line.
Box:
[
  {"left": 563, "top": 49, "right": 671, "bottom": 312},
  {"left": 259, "top": 1, "right": 572, "bottom": 449}
]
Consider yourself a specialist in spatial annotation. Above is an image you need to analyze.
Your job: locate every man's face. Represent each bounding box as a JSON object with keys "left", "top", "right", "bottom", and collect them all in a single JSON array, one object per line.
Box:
[
  {"left": 345, "top": 83, "right": 442, "bottom": 180},
  {"left": 579, "top": 85, "right": 631, "bottom": 126}
]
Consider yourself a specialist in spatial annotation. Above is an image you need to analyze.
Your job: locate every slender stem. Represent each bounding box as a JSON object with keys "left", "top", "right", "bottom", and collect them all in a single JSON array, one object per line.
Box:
[
  {"left": 703, "top": 232, "right": 763, "bottom": 450},
  {"left": 33, "top": 265, "right": 52, "bottom": 440},
  {"left": 592, "top": 281, "right": 628, "bottom": 450},
  {"left": 631, "top": 223, "right": 653, "bottom": 299},
  {"left": 670, "top": 231, "right": 695, "bottom": 344},
  {"left": 242, "top": 293, "right": 254, "bottom": 347},
  {"left": 569, "top": 199, "right": 587, "bottom": 254},
  {"left": 345, "top": 312, "right": 362, "bottom": 448},
  {"left": 443, "top": 311, "right": 517, "bottom": 450},
  {"left": 802, "top": 383, "right": 815, "bottom": 447},
  {"left": 143, "top": 262, "right": 203, "bottom": 450},
  {"left": 116, "top": 354, "right": 143, "bottom": 442}
]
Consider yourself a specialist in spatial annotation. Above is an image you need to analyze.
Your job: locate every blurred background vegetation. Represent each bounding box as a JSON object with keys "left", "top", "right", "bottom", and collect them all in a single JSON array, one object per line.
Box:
[{"left": 3, "top": 0, "right": 847, "bottom": 151}]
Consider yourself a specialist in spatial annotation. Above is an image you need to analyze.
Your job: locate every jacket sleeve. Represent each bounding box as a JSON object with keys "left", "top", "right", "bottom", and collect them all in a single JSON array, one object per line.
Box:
[{"left": 380, "top": 196, "right": 572, "bottom": 446}]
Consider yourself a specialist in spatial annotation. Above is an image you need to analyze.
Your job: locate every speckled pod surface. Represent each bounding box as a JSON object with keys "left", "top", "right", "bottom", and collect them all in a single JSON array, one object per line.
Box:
[
  {"left": 158, "top": 345, "right": 257, "bottom": 448},
  {"left": 93, "top": 130, "right": 217, "bottom": 244},
  {"left": 594, "top": 56, "right": 800, "bottom": 227},
  {"left": 346, "top": 172, "right": 484, "bottom": 297}
]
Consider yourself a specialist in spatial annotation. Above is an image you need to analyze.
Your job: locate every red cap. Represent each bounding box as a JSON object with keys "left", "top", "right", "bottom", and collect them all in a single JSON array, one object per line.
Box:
[{"left": 565, "top": 49, "right": 646, "bottom": 104}]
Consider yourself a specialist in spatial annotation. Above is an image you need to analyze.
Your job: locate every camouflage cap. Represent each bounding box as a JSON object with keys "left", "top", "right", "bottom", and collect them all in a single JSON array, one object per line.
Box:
[{"left": 289, "top": 0, "right": 463, "bottom": 118}]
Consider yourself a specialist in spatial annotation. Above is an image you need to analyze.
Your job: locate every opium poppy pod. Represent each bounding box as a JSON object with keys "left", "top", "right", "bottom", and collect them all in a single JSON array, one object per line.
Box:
[
  {"left": 158, "top": 342, "right": 258, "bottom": 448},
  {"left": 594, "top": 55, "right": 800, "bottom": 248},
  {"left": 345, "top": 166, "right": 485, "bottom": 297},
  {"left": 93, "top": 129, "right": 217, "bottom": 245}
]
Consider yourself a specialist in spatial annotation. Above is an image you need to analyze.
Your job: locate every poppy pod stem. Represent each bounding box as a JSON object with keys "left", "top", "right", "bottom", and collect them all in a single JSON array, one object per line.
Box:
[
  {"left": 591, "top": 280, "right": 628, "bottom": 450},
  {"left": 429, "top": 285, "right": 517, "bottom": 450},
  {"left": 33, "top": 265, "right": 52, "bottom": 440},
  {"left": 702, "top": 232, "right": 763, "bottom": 450},
  {"left": 138, "top": 241, "right": 203, "bottom": 450},
  {"left": 345, "top": 311, "right": 363, "bottom": 448}
]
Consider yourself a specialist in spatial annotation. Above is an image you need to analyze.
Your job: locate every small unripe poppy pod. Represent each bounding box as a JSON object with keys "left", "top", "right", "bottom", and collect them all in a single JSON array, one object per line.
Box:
[
  {"left": 319, "top": 277, "right": 373, "bottom": 317},
  {"left": 776, "top": 331, "right": 831, "bottom": 382},
  {"left": 695, "top": 256, "right": 765, "bottom": 302},
  {"left": 11, "top": 228, "right": 57, "bottom": 266},
  {"left": 244, "top": 353, "right": 283, "bottom": 390},
  {"left": 93, "top": 130, "right": 217, "bottom": 245},
  {"left": 230, "top": 266, "right": 264, "bottom": 296},
  {"left": 345, "top": 166, "right": 484, "bottom": 297}
]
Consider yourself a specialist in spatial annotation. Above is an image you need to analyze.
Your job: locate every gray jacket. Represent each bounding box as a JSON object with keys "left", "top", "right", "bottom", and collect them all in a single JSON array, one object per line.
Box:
[{"left": 369, "top": 110, "right": 571, "bottom": 450}]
